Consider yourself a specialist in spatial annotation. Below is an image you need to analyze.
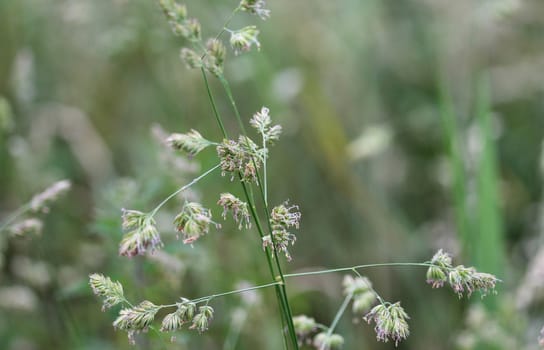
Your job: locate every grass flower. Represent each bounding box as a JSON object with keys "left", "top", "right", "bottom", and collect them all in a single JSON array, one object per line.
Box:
[
  {"left": 342, "top": 275, "right": 376, "bottom": 315},
  {"left": 364, "top": 302, "right": 410, "bottom": 346},
  {"left": 157, "top": 0, "right": 200, "bottom": 42},
  {"left": 217, "top": 136, "right": 263, "bottom": 183},
  {"left": 262, "top": 201, "right": 301, "bottom": 261},
  {"left": 159, "top": 299, "right": 197, "bottom": 333},
  {"left": 160, "top": 311, "right": 183, "bottom": 332},
  {"left": 352, "top": 292, "right": 376, "bottom": 314},
  {"left": 250, "top": 107, "right": 282, "bottom": 144},
  {"left": 425, "top": 250, "right": 499, "bottom": 297},
  {"left": 293, "top": 315, "right": 317, "bottom": 338},
  {"left": 177, "top": 299, "right": 197, "bottom": 322},
  {"left": 426, "top": 265, "right": 448, "bottom": 288},
  {"left": 30, "top": 180, "right": 71, "bottom": 213},
  {"left": 167, "top": 129, "right": 212, "bottom": 156},
  {"left": 240, "top": 0, "right": 271, "bottom": 20},
  {"left": 89, "top": 273, "right": 125, "bottom": 311},
  {"left": 189, "top": 305, "right": 214, "bottom": 333},
  {"left": 114, "top": 300, "right": 160, "bottom": 344},
  {"left": 230, "top": 26, "right": 260, "bottom": 55},
  {"left": 217, "top": 193, "right": 251, "bottom": 229},
  {"left": 174, "top": 202, "right": 217, "bottom": 244},
  {"left": 9, "top": 218, "right": 43, "bottom": 237},
  {"left": 313, "top": 332, "right": 344, "bottom": 350},
  {"left": 181, "top": 18, "right": 201, "bottom": 42},
  {"left": 447, "top": 265, "right": 498, "bottom": 298},
  {"left": 430, "top": 249, "right": 453, "bottom": 269},
  {"left": 158, "top": 0, "right": 187, "bottom": 23},
  {"left": 204, "top": 38, "right": 226, "bottom": 76},
  {"left": 179, "top": 48, "right": 202, "bottom": 69},
  {"left": 425, "top": 250, "right": 452, "bottom": 288},
  {"left": 342, "top": 275, "right": 372, "bottom": 295},
  {"left": 119, "top": 209, "right": 163, "bottom": 257}
]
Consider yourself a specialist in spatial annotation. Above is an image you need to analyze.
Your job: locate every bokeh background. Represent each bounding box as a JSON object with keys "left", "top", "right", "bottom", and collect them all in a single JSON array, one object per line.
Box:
[{"left": 1, "top": 0, "right": 544, "bottom": 349}]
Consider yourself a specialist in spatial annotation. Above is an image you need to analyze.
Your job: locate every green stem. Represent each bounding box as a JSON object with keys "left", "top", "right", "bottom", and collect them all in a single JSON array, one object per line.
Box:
[
  {"left": 215, "top": 7, "right": 240, "bottom": 41},
  {"left": 201, "top": 69, "right": 228, "bottom": 138},
  {"left": 283, "top": 262, "right": 435, "bottom": 278},
  {"left": 262, "top": 133, "right": 268, "bottom": 205},
  {"left": 200, "top": 68, "right": 297, "bottom": 349},
  {"left": 192, "top": 281, "right": 282, "bottom": 304},
  {"left": 321, "top": 292, "right": 353, "bottom": 349},
  {"left": 149, "top": 164, "right": 221, "bottom": 217},
  {"left": 351, "top": 268, "right": 386, "bottom": 306},
  {"left": 217, "top": 75, "right": 247, "bottom": 135},
  {"left": 160, "top": 281, "right": 283, "bottom": 309},
  {"left": 200, "top": 7, "right": 240, "bottom": 60},
  {"left": 216, "top": 72, "right": 299, "bottom": 350},
  {"left": 144, "top": 261, "right": 440, "bottom": 311}
]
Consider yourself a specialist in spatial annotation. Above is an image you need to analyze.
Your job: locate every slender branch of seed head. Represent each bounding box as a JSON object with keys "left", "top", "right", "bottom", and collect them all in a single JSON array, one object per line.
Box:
[
  {"left": 283, "top": 262, "right": 437, "bottom": 278},
  {"left": 320, "top": 292, "right": 353, "bottom": 350},
  {"left": 200, "top": 6, "right": 240, "bottom": 60},
  {"left": 149, "top": 164, "right": 221, "bottom": 217},
  {"left": 153, "top": 259, "right": 489, "bottom": 309},
  {"left": 215, "top": 7, "right": 240, "bottom": 42},
  {"left": 137, "top": 261, "right": 440, "bottom": 310},
  {"left": 0, "top": 203, "right": 32, "bottom": 233},
  {"left": 351, "top": 268, "right": 386, "bottom": 306},
  {"left": 315, "top": 324, "right": 329, "bottom": 331},
  {"left": 118, "top": 262, "right": 447, "bottom": 323},
  {"left": 262, "top": 133, "right": 268, "bottom": 205},
  {"left": 159, "top": 281, "right": 283, "bottom": 309}
]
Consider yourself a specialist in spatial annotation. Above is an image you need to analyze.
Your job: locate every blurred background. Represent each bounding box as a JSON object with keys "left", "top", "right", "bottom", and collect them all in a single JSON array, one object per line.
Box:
[{"left": 0, "top": 0, "right": 543, "bottom": 349}]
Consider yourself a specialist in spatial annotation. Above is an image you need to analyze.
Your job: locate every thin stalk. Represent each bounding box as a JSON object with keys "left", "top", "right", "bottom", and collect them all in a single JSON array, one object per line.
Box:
[
  {"left": 262, "top": 133, "right": 268, "bottom": 205},
  {"left": 351, "top": 268, "right": 386, "bottom": 306},
  {"left": 320, "top": 292, "right": 353, "bottom": 350},
  {"left": 239, "top": 178, "right": 299, "bottom": 348},
  {"left": 200, "top": 7, "right": 240, "bottom": 61},
  {"left": 201, "top": 69, "right": 228, "bottom": 137},
  {"left": 159, "top": 281, "right": 283, "bottom": 309},
  {"left": 217, "top": 75, "right": 247, "bottom": 135},
  {"left": 149, "top": 164, "right": 221, "bottom": 217},
  {"left": 191, "top": 281, "right": 282, "bottom": 304},
  {"left": 152, "top": 261, "right": 441, "bottom": 310},
  {"left": 223, "top": 308, "right": 249, "bottom": 350},
  {"left": 200, "top": 69, "right": 298, "bottom": 349},
  {"left": 215, "top": 7, "right": 240, "bottom": 42},
  {"left": 284, "top": 262, "right": 435, "bottom": 278},
  {"left": 216, "top": 72, "right": 299, "bottom": 349},
  {"left": 251, "top": 167, "right": 299, "bottom": 343}
]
